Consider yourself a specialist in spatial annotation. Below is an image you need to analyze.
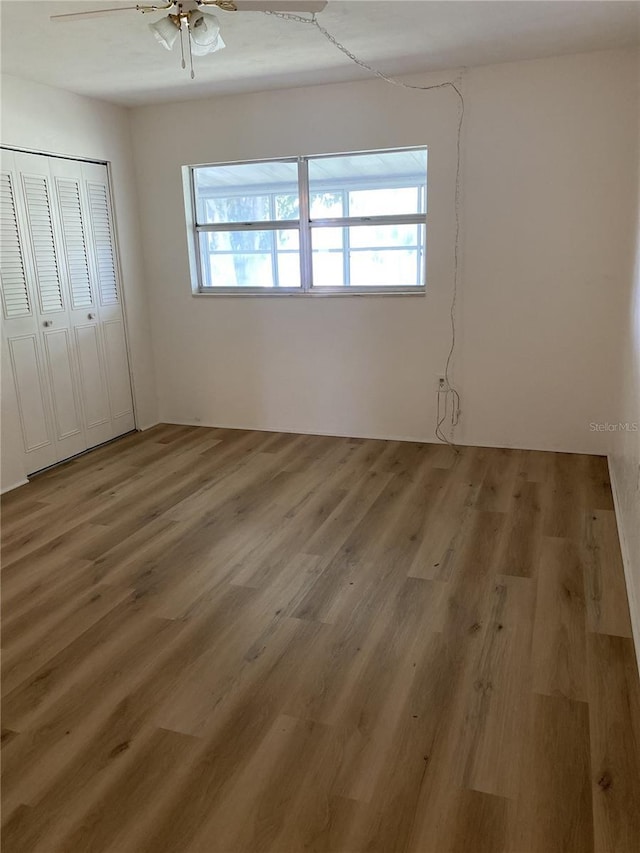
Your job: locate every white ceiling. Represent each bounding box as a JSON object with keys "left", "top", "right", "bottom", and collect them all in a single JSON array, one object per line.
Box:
[{"left": 1, "top": 0, "right": 639, "bottom": 106}]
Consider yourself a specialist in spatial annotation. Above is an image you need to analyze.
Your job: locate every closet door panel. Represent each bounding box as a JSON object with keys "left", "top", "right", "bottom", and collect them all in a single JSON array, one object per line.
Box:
[
  {"left": 49, "top": 158, "right": 114, "bottom": 448},
  {"left": 103, "top": 319, "right": 134, "bottom": 429},
  {"left": 13, "top": 152, "right": 87, "bottom": 464},
  {"left": 42, "top": 327, "right": 85, "bottom": 455},
  {"left": 74, "top": 322, "right": 113, "bottom": 447},
  {"left": 82, "top": 161, "right": 134, "bottom": 437},
  {"left": 7, "top": 334, "right": 57, "bottom": 471}
]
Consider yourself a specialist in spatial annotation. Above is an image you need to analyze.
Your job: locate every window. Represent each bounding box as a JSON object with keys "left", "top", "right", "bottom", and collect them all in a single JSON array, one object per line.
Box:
[{"left": 187, "top": 147, "right": 427, "bottom": 295}]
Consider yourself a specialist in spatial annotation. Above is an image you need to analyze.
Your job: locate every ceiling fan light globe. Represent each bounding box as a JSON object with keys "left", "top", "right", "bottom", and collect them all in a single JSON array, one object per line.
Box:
[
  {"left": 189, "top": 33, "right": 225, "bottom": 55},
  {"left": 149, "top": 15, "right": 180, "bottom": 50},
  {"left": 188, "top": 11, "right": 222, "bottom": 50}
]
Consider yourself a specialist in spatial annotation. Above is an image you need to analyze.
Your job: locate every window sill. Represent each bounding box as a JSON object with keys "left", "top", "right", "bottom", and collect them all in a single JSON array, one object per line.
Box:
[{"left": 192, "top": 288, "right": 427, "bottom": 298}]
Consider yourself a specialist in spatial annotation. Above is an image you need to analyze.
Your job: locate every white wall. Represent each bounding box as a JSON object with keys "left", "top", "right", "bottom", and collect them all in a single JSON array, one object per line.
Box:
[
  {"left": 610, "top": 84, "right": 640, "bottom": 663},
  {"left": 130, "top": 48, "right": 638, "bottom": 454},
  {"left": 0, "top": 74, "right": 158, "bottom": 491}
]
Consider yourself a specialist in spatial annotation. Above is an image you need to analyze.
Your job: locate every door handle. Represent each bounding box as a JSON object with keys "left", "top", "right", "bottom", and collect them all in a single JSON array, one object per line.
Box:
[
  {"left": 88, "top": 313, "right": 96, "bottom": 320},
  {"left": 43, "top": 320, "right": 53, "bottom": 327}
]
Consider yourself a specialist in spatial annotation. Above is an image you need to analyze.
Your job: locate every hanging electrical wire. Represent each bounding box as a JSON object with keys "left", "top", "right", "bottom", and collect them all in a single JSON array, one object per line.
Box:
[{"left": 265, "top": 10, "right": 464, "bottom": 451}]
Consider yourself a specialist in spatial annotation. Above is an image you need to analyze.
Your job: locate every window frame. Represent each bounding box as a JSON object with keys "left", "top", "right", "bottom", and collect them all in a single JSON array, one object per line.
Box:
[{"left": 186, "top": 146, "right": 428, "bottom": 297}]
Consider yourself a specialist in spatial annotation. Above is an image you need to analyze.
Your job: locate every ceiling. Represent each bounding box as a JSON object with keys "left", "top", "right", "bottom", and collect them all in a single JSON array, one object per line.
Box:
[{"left": 1, "top": 0, "right": 639, "bottom": 106}]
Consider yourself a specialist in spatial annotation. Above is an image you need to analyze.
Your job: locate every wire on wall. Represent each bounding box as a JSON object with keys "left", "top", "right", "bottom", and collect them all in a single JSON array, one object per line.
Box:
[{"left": 266, "top": 10, "right": 465, "bottom": 451}]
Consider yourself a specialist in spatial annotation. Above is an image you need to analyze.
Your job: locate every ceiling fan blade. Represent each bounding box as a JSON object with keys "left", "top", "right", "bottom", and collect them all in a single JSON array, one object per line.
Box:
[
  {"left": 50, "top": 6, "right": 141, "bottom": 22},
  {"left": 49, "top": 2, "right": 177, "bottom": 23},
  {"left": 229, "top": 1, "right": 327, "bottom": 12}
]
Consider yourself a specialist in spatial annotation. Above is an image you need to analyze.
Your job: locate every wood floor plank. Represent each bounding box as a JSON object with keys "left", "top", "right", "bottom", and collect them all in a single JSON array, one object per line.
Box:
[
  {"left": 583, "top": 510, "right": 633, "bottom": 637},
  {"left": 586, "top": 633, "right": 640, "bottom": 853},
  {"left": 518, "top": 448, "right": 552, "bottom": 484},
  {"left": 457, "top": 575, "right": 535, "bottom": 799},
  {"left": 495, "top": 480, "right": 542, "bottom": 577},
  {"left": 409, "top": 788, "right": 510, "bottom": 853},
  {"left": 53, "top": 727, "right": 202, "bottom": 853},
  {"left": 1, "top": 615, "right": 188, "bottom": 815},
  {"left": 188, "top": 713, "right": 332, "bottom": 852},
  {"left": 531, "top": 536, "right": 588, "bottom": 701},
  {"left": 510, "top": 693, "right": 594, "bottom": 853},
  {"left": 1, "top": 557, "right": 95, "bottom": 630},
  {"left": 137, "top": 620, "right": 328, "bottom": 852},
  {"left": 1, "top": 583, "right": 131, "bottom": 699},
  {"left": 476, "top": 448, "right": 521, "bottom": 513},
  {"left": 407, "top": 470, "right": 477, "bottom": 581},
  {"left": 543, "top": 451, "right": 586, "bottom": 540},
  {"left": 584, "top": 454, "right": 616, "bottom": 512},
  {"left": 2, "top": 427, "right": 639, "bottom": 852},
  {"left": 1, "top": 522, "right": 111, "bottom": 599}
]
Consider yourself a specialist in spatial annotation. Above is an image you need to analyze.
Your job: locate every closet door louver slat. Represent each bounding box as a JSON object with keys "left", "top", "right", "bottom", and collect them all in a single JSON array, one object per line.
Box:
[
  {"left": 55, "top": 178, "right": 93, "bottom": 309},
  {"left": 87, "top": 181, "right": 119, "bottom": 305},
  {"left": 0, "top": 172, "right": 31, "bottom": 319},
  {"left": 22, "top": 174, "right": 64, "bottom": 313}
]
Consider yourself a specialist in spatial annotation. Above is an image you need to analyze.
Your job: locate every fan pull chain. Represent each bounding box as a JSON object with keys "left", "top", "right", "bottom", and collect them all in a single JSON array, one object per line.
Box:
[
  {"left": 188, "top": 26, "right": 195, "bottom": 78},
  {"left": 179, "top": 20, "right": 186, "bottom": 70}
]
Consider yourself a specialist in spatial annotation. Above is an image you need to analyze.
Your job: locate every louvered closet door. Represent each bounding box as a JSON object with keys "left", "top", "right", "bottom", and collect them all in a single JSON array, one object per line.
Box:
[
  {"left": 1, "top": 152, "right": 57, "bottom": 472},
  {"left": 1, "top": 150, "right": 136, "bottom": 475},
  {"left": 49, "top": 158, "right": 114, "bottom": 448},
  {"left": 1, "top": 150, "right": 67, "bottom": 472},
  {"left": 12, "top": 151, "right": 87, "bottom": 467},
  {"left": 81, "top": 161, "right": 134, "bottom": 437}
]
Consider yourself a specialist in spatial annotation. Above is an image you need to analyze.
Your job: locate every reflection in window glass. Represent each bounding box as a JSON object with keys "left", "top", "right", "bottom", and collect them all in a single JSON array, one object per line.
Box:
[
  {"left": 312, "top": 227, "right": 343, "bottom": 250},
  {"left": 311, "top": 225, "right": 425, "bottom": 288},
  {"left": 310, "top": 191, "right": 344, "bottom": 218},
  {"left": 277, "top": 229, "right": 299, "bottom": 250},
  {"left": 308, "top": 149, "right": 427, "bottom": 218},
  {"left": 348, "top": 187, "right": 422, "bottom": 217},
  {"left": 311, "top": 250, "right": 345, "bottom": 288},
  {"left": 350, "top": 251, "right": 419, "bottom": 287},
  {"left": 200, "top": 230, "right": 300, "bottom": 288},
  {"left": 195, "top": 160, "right": 299, "bottom": 224},
  {"left": 349, "top": 223, "right": 420, "bottom": 248}
]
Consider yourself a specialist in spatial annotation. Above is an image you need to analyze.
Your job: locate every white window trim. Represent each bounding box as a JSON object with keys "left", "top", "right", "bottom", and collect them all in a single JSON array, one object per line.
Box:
[{"left": 184, "top": 147, "right": 428, "bottom": 297}]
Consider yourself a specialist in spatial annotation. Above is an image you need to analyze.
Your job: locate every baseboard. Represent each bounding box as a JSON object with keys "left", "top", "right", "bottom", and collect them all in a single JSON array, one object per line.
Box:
[
  {"left": 159, "top": 418, "right": 608, "bottom": 456},
  {"left": 159, "top": 419, "right": 439, "bottom": 445},
  {"left": 1, "top": 478, "right": 29, "bottom": 495},
  {"left": 608, "top": 454, "right": 640, "bottom": 678}
]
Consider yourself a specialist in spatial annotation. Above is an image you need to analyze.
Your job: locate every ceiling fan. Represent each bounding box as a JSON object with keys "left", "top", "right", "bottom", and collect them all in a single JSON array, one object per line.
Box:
[{"left": 50, "top": 1, "right": 328, "bottom": 77}]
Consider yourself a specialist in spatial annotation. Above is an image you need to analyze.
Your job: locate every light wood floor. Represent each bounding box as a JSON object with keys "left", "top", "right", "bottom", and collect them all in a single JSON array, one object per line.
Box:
[{"left": 2, "top": 425, "right": 640, "bottom": 852}]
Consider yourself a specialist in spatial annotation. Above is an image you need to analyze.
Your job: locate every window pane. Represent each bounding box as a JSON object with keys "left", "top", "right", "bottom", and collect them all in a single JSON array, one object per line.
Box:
[
  {"left": 310, "top": 191, "right": 344, "bottom": 218},
  {"left": 311, "top": 225, "right": 425, "bottom": 288},
  {"left": 308, "top": 149, "right": 427, "bottom": 219},
  {"left": 349, "top": 187, "right": 421, "bottom": 217},
  {"left": 350, "top": 250, "right": 420, "bottom": 287},
  {"left": 277, "top": 253, "right": 301, "bottom": 288},
  {"left": 277, "top": 229, "right": 299, "bottom": 250},
  {"left": 275, "top": 193, "right": 299, "bottom": 220},
  {"left": 311, "top": 249, "right": 345, "bottom": 288},
  {"left": 194, "top": 161, "right": 299, "bottom": 224},
  {"left": 312, "top": 227, "right": 343, "bottom": 250},
  {"left": 349, "top": 223, "right": 421, "bottom": 248},
  {"left": 199, "top": 230, "right": 301, "bottom": 288}
]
